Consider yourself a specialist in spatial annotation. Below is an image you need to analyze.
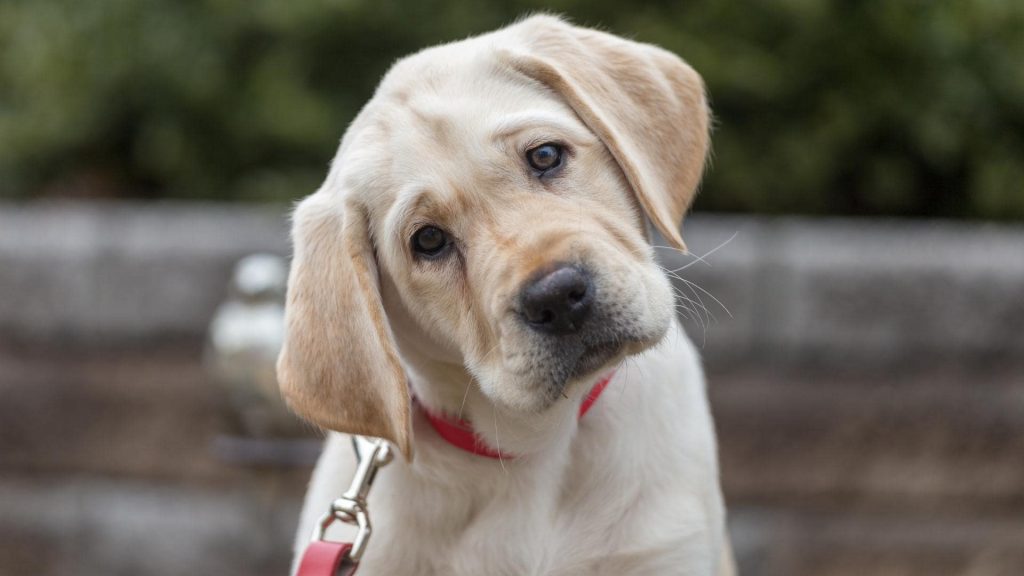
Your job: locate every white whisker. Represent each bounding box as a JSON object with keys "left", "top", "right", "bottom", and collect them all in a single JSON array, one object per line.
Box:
[
  {"left": 679, "top": 277, "right": 732, "bottom": 319},
  {"left": 650, "top": 232, "right": 736, "bottom": 346},
  {"left": 664, "top": 232, "right": 738, "bottom": 273},
  {"left": 493, "top": 405, "right": 506, "bottom": 473},
  {"left": 457, "top": 378, "right": 472, "bottom": 421}
]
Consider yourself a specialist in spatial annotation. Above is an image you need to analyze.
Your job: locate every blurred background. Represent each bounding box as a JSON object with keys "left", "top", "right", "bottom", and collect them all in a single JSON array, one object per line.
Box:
[{"left": 1, "top": 1, "right": 1023, "bottom": 575}]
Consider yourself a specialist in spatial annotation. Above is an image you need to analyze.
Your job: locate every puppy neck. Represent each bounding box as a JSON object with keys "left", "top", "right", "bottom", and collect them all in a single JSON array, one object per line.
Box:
[{"left": 399, "top": 347, "right": 603, "bottom": 460}]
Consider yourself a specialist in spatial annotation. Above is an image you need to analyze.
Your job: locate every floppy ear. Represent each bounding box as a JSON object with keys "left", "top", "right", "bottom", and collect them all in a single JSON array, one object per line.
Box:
[
  {"left": 277, "top": 192, "right": 412, "bottom": 458},
  {"left": 502, "top": 15, "right": 711, "bottom": 250}
]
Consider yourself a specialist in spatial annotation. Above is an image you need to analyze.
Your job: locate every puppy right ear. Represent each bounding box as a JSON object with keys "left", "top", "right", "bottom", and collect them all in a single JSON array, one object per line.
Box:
[
  {"left": 501, "top": 15, "right": 711, "bottom": 252},
  {"left": 277, "top": 192, "right": 412, "bottom": 458}
]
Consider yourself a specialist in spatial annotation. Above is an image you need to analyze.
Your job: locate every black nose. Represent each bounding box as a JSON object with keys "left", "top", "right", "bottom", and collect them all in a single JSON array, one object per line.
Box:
[{"left": 520, "top": 266, "right": 594, "bottom": 335}]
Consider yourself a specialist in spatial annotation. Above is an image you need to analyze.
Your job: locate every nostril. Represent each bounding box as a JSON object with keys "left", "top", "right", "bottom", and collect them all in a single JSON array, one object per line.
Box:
[{"left": 568, "top": 287, "right": 586, "bottom": 304}]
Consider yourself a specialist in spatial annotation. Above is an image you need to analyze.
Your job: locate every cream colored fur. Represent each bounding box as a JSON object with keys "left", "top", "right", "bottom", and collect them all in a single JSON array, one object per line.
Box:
[{"left": 281, "top": 15, "right": 734, "bottom": 575}]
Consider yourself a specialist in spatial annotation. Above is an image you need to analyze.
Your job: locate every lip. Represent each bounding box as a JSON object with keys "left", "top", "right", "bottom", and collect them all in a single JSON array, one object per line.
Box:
[{"left": 571, "top": 341, "right": 622, "bottom": 378}]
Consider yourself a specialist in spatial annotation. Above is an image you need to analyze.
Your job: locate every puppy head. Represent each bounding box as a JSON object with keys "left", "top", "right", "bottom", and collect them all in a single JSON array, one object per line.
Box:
[{"left": 277, "top": 15, "right": 710, "bottom": 458}]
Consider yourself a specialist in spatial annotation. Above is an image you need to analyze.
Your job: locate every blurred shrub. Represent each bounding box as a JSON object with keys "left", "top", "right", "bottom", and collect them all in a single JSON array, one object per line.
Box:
[{"left": 1, "top": 0, "right": 1022, "bottom": 218}]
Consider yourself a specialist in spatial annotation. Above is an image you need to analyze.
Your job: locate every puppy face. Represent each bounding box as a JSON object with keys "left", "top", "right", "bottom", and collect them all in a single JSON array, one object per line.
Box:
[
  {"left": 363, "top": 66, "right": 675, "bottom": 412},
  {"left": 278, "top": 16, "right": 710, "bottom": 456}
]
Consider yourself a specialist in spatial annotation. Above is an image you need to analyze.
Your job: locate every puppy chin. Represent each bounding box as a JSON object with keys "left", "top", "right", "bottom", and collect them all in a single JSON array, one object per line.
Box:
[
  {"left": 474, "top": 368, "right": 553, "bottom": 413},
  {"left": 480, "top": 336, "right": 660, "bottom": 414}
]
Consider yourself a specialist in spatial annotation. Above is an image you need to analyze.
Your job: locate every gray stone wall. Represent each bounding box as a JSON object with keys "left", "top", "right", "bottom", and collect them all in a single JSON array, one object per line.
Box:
[
  {"left": 665, "top": 216, "right": 1024, "bottom": 367},
  {"left": 3, "top": 201, "right": 1023, "bottom": 576},
  {"left": 0, "top": 201, "right": 288, "bottom": 342},
  {"left": 2, "top": 201, "right": 1022, "bottom": 367}
]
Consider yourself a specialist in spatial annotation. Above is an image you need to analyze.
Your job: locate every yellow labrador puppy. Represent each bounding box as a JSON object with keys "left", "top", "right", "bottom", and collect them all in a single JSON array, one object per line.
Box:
[{"left": 280, "top": 15, "right": 734, "bottom": 576}]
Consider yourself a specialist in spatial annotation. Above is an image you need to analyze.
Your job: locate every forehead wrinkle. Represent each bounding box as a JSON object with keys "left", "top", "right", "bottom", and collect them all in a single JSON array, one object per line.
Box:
[
  {"left": 386, "top": 182, "right": 473, "bottom": 233},
  {"left": 490, "top": 111, "right": 593, "bottom": 143},
  {"left": 407, "top": 98, "right": 461, "bottom": 149},
  {"left": 385, "top": 187, "right": 435, "bottom": 238}
]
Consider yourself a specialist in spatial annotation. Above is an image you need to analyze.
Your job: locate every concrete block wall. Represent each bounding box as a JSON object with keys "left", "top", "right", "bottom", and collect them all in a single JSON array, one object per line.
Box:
[
  {"left": 665, "top": 216, "right": 1024, "bottom": 367},
  {"left": 3, "top": 201, "right": 1024, "bottom": 576},
  {"left": 0, "top": 202, "right": 288, "bottom": 342},
  {"left": 2, "top": 201, "right": 1022, "bottom": 367}
]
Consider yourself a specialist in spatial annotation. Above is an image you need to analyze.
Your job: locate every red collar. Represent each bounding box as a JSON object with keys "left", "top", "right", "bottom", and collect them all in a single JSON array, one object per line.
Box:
[{"left": 419, "top": 372, "right": 614, "bottom": 459}]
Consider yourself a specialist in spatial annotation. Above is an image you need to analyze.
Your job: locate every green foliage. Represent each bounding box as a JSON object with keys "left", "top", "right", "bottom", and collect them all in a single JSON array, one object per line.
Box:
[{"left": 2, "top": 0, "right": 1022, "bottom": 218}]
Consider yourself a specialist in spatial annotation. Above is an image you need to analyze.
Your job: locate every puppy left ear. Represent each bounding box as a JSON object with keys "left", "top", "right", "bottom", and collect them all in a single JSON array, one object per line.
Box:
[
  {"left": 277, "top": 192, "right": 412, "bottom": 458},
  {"left": 502, "top": 15, "right": 711, "bottom": 251}
]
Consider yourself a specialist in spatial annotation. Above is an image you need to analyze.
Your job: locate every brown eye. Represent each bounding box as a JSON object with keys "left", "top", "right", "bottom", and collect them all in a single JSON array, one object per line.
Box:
[
  {"left": 411, "top": 225, "right": 450, "bottom": 258},
  {"left": 526, "top": 143, "right": 564, "bottom": 173}
]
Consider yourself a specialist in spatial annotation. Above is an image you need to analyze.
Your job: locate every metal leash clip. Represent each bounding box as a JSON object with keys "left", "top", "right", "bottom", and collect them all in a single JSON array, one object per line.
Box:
[{"left": 303, "top": 436, "right": 393, "bottom": 575}]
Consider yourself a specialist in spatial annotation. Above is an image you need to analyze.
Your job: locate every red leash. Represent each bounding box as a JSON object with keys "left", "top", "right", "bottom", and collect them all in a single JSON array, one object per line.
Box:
[
  {"left": 296, "top": 542, "right": 357, "bottom": 576},
  {"left": 296, "top": 373, "right": 614, "bottom": 575}
]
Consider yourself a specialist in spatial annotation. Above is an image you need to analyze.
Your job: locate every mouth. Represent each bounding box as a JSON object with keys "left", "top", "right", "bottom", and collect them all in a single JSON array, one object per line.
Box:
[{"left": 570, "top": 341, "right": 623, "bottom": 379}]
